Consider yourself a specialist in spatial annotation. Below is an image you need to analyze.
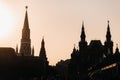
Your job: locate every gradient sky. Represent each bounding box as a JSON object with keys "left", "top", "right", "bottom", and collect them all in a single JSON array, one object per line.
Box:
[{"left": 0, "top": 0, "right": 120, "bottom": 65}]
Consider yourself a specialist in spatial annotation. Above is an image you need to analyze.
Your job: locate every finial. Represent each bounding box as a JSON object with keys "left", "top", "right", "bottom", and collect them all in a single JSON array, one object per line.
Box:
[
  {"left": 25, "top": 6, "right": 28, "bottom": 10},
  {"left": 42, "top": 36, "right": 44, "bottom": 42},
  {"left": 73, "top": 44, "right": 76, "bottom": 51},
  {"left": 108, "top": 20, "right": 109, "bottom": 24},
  {"left": 115, "top": 43, "right": 119, "bottom": 54},
  {"left": 107, "top": 20, "right": 110, "bottom": 30},
  {"left": 82, "top": 21, "right": 84, "bottom": 27},
  {"left": 41, "top": 36, "right": 45, "bottom": 46},
  {"left": 82, "top": 21, "right": 84, "bottom": 25},
  {"left": 116, "top": 44, "right": 118, "bottom": 48}
]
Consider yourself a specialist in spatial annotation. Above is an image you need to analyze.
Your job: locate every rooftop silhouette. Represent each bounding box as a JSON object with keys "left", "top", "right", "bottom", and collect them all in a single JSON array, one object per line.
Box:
[{"left": 0, "top": 6, "right": 120, "bottom": 80}]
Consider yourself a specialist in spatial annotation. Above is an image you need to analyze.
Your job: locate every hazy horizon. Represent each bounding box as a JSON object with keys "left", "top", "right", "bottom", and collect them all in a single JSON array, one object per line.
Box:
[{"left": 0, "top": 0, "right": 120, "bottom": 65}]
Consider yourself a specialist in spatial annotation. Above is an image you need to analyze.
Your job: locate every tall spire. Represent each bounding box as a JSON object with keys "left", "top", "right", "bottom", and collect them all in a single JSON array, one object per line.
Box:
[
  {"left": 23, "top": 6, "right": 29, "bottom": 29},
  {"left": 73, "top": 44, "right": 76, "bottom": 53},
  {"left": 104, "top": 20, "right": 113, "bottom": 56},
  {"left": 106, "top": 20, "right": 111, "bottom": 42},
  {"left": 20, "top": 6, "right": 31, "bottom": 56},
  {"left": 79, "top": 21, "right": 87, "bottom": 51},
  {"left": 42, "top": 36, "right": 45, "bottom": 48},
  {"left": 80, "top": 21, "right": 86, "bottom": 41}
]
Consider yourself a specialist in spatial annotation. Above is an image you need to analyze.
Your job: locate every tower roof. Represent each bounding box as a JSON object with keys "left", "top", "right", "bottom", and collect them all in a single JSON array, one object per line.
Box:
[
  {"left": 39, "top": 37, "right": 47, "bottom": 62},
  {"left": 106, "top": 20, "right": 111, "bottom": 41},
  {"left": 115, "top": 44, "right": 119, "bottom": 54},
  {"left": 73, "top": 44, "right": 76, "bottom": 52},
  {"left": 42, "top": 36, "right": 45, "bottom": 47},
  {"left": 80, "top": 21, "right": 86, "bottom": 41}
]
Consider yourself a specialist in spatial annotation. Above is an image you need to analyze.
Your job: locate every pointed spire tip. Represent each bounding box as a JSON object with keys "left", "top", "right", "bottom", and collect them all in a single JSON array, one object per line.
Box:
[
  {"left": 42, "top": 36, "right": 44, "bottom": 42},
  {"left": 116, "top": 44, "right": 118, "bottom": 48},
  {"left": 82, "top": 21, "right": 84, "bottom": 27},
  {"left": 108, "top": 20, "right": 109, "bottom": 24},
  {"left": 42, "top": 36, "right": 44, "bottom": 39},
  {"left": 74, "top": 44, "right": 75, "bottom": 48},
  {"left": 82, "top": 21, "right": 84, "bottom": 24}
]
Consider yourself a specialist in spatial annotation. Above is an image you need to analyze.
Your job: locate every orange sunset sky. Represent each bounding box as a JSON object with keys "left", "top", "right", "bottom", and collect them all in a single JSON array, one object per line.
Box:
[{"left": 0, "top": 0, "right": 120, "bottom": 65}]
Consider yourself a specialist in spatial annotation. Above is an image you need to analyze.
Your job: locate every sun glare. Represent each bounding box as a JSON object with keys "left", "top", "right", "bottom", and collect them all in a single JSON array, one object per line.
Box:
[{"left": 0, "top": 4, "right": 14, "bottom": 38}]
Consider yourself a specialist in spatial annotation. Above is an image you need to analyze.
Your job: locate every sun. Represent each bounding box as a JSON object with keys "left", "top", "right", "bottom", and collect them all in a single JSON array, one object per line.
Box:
[{"left": 0, "top": 4, "right": 14, "bottom": 38}]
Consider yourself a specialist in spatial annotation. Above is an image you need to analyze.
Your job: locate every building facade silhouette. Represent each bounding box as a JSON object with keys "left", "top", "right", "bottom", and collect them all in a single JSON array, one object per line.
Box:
[{"left": 68, "top": 21, "right": 115, "bottom": 80}]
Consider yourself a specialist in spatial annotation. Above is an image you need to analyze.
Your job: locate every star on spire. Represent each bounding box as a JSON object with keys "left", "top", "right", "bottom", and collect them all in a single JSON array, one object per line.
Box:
[{"left": 25, "top": 6, "right": 28, "bottom": 10}]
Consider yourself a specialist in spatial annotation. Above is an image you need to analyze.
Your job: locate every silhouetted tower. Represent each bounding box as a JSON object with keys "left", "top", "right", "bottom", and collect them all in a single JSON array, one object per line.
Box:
[
  {"left": 39, "top": 37, "right": 47, "bottom": 62},
  {"left": 79, "top": 22, "right": 87, "bottom": 51},
  {"left": 20, "top": 6, "right": 31, "bottom": 56},
  {"left": 104, "top": 21, "right": 113, "bottom": 56}
]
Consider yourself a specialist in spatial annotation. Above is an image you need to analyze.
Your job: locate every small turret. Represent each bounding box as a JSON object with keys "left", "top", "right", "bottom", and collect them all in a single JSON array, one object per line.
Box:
[
  {"left": 115, "top": 44, "right": 119, "bottom": 54},
  {"left": 71, "top": 44, "right": 77, "bottom": 57},
  {"left": 39, "top": 37, "right": 47, "bottom": 62}
]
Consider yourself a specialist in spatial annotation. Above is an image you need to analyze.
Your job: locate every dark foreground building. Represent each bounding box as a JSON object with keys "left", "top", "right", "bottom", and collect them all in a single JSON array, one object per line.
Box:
[
  {"left": 0, "top": 7, "right": 49, "bottom": 80},
  {"left": 0, "top": 47, "right": 50, "bottom": 80}
]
